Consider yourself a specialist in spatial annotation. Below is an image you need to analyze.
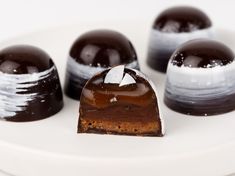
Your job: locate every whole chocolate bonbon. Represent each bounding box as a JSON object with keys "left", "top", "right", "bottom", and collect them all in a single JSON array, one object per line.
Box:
[
  {"left": 147, "top": 6, "right": 213, "bottom": 72},
  {"left": 164, "top": 39, "right": 235, "bottom": 116},
  {"left": 0, "top": 45, "right": 63, "bottom": 121},
  {"left": 65, "top": 29, "right": 139, "bottom": 100}
]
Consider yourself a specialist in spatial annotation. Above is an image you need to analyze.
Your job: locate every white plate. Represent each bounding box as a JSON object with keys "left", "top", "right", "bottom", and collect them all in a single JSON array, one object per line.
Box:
[{"left": 0, "top": 21, "right": 235, "bottom": 176}]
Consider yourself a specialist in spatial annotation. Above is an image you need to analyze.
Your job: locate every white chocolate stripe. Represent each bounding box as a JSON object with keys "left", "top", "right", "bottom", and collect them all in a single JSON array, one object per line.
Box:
[
  {"left": 165, "top": 61, "right": 235, "bottom": 103},
  {"left": 148, "top": 27, "right": 214, "bottom": 54},
  {"left": 0, "top": 66, "right": 56, "bottom": 118},
  {"left": 66, "top": 56, "right": 139, "bottom": 81},
  {"left": 104, "top": 65, "right": 136, "bottom": 87}
]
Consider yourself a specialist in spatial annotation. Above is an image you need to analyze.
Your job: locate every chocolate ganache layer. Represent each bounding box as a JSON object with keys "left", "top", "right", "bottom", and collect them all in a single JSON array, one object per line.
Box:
[{"left": 78, "top": 65, "right": 164, "bottom": 136}]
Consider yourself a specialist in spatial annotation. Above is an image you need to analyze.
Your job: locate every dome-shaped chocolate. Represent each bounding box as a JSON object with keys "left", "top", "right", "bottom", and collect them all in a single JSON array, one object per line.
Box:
[
  {"left": 0, "top": 45, "right": 53, "bottom": 74},
  {"left": 153, "top": 6, "right": 212, "bottom": 33},
  {"left": 0, "top": 45, "right": 63, "bottom": 122},
  {"left": 147, "top": 6, "right": 213, "bottom": 73},
  {"left": 65, "top": 29, "right": 139, "bottom": 100},
  {"left": 70, "top": 30, "right": 137, "bottom": 67},
  {"left": 171, "top": 39, "right": 234, "bottom": 68},
  {"left": 164, "top": 39, "right": 235, "bottom": 116}
]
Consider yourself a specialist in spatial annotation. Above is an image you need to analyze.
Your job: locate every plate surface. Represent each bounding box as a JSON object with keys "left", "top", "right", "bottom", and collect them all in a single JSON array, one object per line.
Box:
[{"left": 0, "top": 21, "right": 235, "bottom": 176}]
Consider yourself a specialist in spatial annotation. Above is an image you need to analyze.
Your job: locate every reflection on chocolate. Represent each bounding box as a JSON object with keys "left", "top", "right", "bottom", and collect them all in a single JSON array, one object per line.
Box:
[
  {"left": 171, "top": 39, "right": 234, "bottom": 67},
  {"left": 164, "top": 39, "right": 235, "bottom": 116},
  {"left": 0, "top": 45, "right": 63, "bottom": 122},
  {"left": 153, "top": 6, "right": 212, "bottom": 33},
  {"left": 147, "top": 6, "right": 213, "bottom": 72},
  {"left": 78, "top": 65, "right": 164, "bottom": 136},
  {"left": 65, "top": 30, "right": 139, "bottom": 100}
]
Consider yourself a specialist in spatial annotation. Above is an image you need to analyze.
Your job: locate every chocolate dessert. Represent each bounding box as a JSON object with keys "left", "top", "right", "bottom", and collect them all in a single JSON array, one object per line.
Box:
[
  {"left": 164, "top": 39, "right": 235, "bottom": 116},
  {"left": 0, "top": 45, "right": 63, "bottom": 122},
  {"left": 147, "top": 6, "right": 213, "bottom": 72},
  {"left": 65, "top": 29, "right": 139, "bottom": 100},
  {"left": 78, "top": 65, "right": 164, "bottom": 136}
]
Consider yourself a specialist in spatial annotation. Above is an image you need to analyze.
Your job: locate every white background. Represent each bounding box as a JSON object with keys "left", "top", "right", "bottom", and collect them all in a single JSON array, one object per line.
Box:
[
  {"left": 0, "top": 1, "right": 235, "bottom": 176},
  {"left": 0, "top": 0, "right": 235, "bottom": 41}
]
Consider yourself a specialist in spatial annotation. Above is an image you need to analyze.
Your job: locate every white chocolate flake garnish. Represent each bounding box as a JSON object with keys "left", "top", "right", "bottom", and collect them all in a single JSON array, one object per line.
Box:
[
  {"left": 104, "top": 65, "right": 124, "bottom": 84},
  {"left": 119, "top": 73, "right": 136, "bottom": 87},
  {"left": 104, "top": 65, "right": 136, "bottom": 87}
]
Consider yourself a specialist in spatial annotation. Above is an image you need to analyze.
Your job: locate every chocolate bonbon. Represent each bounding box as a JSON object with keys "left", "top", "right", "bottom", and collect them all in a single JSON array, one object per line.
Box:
[
  {"left": 147, "top": 6, "right": 213, "bottom": 72},
  {"left": 65, "top": 29, "right": 139, "bottom": 100},
  {"left": 164, "top": 39, "right": 235, "bottom": 116},
  {"left": 0, "top": 45, "right": 63, "bottom": 121},
  {"left": 78, "top": 65, "right": 164, "bottom": 136}
]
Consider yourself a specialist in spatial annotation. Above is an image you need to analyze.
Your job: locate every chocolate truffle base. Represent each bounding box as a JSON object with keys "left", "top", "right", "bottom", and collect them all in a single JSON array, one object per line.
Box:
[
  {"left": 164, "top": 94, "right": 235, "bottom": 116},
  {"left": 78, "top": 102, "right": 163, "bottom": 137},
  {"left": 78, "top": 125, "right": 163, "bottom": 137},
  {"left": 147, "top": 50, "right": 173, "bottom": 73}
]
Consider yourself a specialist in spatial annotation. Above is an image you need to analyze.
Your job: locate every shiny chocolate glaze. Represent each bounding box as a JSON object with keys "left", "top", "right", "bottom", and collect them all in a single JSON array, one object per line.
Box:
[
  {"left": 153, "top": 6, "right": 212, "bottom": 33},
  {"left": 171, "top": 39, "right": 234, "bottom": 68},
  {"left": 0, "top": 45, "right": 53, "bottom": 74},
  {"left": 70, "top": 30, "right": 137, "bottom": 67}
]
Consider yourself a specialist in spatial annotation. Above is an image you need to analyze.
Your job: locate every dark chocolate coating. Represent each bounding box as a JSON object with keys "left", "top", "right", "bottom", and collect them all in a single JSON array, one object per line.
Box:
[
  {"left": 147, "top": 50, "right": 173, "bottom": 73},
  {"left": 147, "top": 6, "right": 212, "bottom": 73},
  {"left": 70, "top": 30, "right": 137, "bottom": 67},
  {"left": 78, "top": 67, "right": 163, "bottom": 136},
  {"left": 65, "top": 30, "right": 139, "bottom": 100},
  {"left": 0, "top": 45, "right": 63, "bottom": 122},
  {"left": 171, "top": 39, "right": 234, "bottom": 68},
  {"left": 153, "top": 6, "right": 212, "bottom": 33},
  {"left": 65, "top": 75, "right": 88, "bottom": 101},
  {"left": 0, "top": 45, "right": 53, "bottom": 74}
]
